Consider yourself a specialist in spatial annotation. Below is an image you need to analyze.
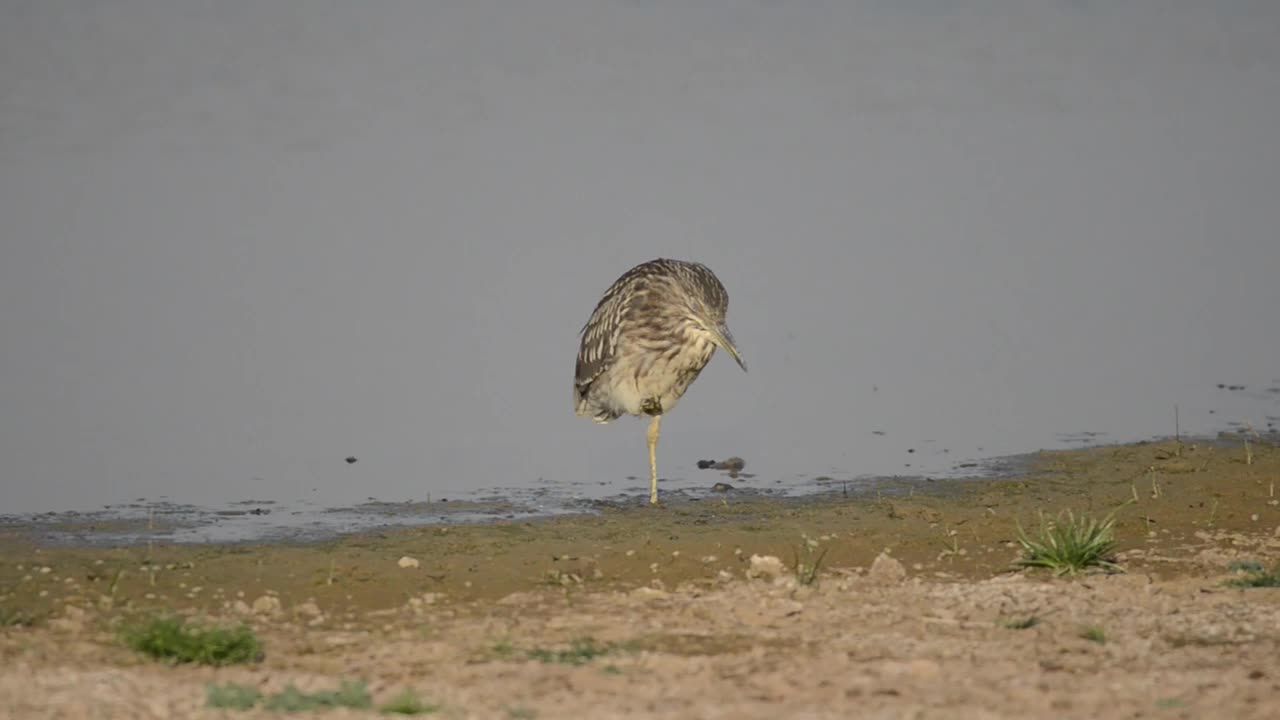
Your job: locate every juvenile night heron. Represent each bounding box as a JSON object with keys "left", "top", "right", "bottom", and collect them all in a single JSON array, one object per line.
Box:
[{"left": 574, "top": 258, "right": 747, "bottom": 505}]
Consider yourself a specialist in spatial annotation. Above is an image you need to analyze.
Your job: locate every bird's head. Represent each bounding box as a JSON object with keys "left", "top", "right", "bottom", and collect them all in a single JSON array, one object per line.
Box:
[{"left": 684, "top": 284, "right": 748, "bottom": 373}]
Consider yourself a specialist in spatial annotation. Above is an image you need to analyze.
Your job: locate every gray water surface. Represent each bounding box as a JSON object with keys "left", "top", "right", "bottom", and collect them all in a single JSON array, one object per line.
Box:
[{"left": 2, "top": 1, "right": 1278, "bottom": 520}]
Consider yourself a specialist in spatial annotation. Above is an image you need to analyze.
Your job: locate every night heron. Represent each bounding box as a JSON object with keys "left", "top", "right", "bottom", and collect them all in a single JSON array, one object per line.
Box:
[{"left": 574, "top": 258, "right": 747, "bottom": 505}]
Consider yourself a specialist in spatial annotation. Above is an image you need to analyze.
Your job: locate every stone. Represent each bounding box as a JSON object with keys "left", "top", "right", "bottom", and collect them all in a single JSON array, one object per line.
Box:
[
  {"left": 747, "top": 554, "right": 786, "bottom": 580},
  {"left": 867, "top": 552, "right": 907, "bottom": 585},
  {"left": 252, "top": 595, "right": 282, "bottom": 616}
]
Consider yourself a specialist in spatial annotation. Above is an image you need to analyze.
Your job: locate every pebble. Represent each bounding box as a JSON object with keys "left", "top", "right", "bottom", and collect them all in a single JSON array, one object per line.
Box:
[
  {"left": 747, "top": 554, "right": 786, "bottom": 580},
  {"left": 295, "top": 600, "right": 323, "bottom": 618},
  {"left": 398, "top": 556, "right": 420, "bottom": 569},
  {"left": 867, "top": 552, "right": 907, "bottom": 585},
  {"left": 50, "top": 605, "right": 87, "bottom": 634},
  {"left": 252, "top": 595, "right": 282, "bottom": 616}
]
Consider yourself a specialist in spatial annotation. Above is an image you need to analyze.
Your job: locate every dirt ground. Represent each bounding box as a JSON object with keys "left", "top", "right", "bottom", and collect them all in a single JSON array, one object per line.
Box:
[{"left": 2, "top": 436, "right": 1279, "bottom": 719}]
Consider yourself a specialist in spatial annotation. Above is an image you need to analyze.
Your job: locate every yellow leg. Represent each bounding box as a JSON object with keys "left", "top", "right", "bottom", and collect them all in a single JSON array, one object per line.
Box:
[{"left": 646, "top": 415, "right": 662, "bottom": 505}]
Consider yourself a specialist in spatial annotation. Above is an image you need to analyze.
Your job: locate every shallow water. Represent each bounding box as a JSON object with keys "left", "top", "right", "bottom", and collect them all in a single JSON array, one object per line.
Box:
[{"left": 2, "top": 1, "right": 1278, "bottom": 520}]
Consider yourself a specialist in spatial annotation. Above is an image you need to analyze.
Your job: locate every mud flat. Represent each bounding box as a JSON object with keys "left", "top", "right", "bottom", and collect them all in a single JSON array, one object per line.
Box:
[{"left": 2, "top": 436, "right": 1280, "bottom": 719}]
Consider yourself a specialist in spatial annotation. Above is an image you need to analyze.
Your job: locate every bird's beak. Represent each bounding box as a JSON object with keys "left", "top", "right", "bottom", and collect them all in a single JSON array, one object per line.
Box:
[{"left": 709, "top": 323, "right": 748, "bottom": 372}]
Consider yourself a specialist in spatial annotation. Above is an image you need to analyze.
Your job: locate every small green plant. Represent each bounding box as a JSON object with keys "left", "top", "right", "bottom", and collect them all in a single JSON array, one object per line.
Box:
[
  {"left": 206, "top": 682, "right": 263, "bottom": 710},
  {"left": 489, "top": 638, "right": 517, "bottom": 660},
  {"left": 0, "top": 607, "right": 41, "bottom": 628},
  {"left": 1079, "top": 625, "right": 1106, "bottom": 644},
  {"left": 507, "top": 707, "right": 538, "bottom": 720},
  {"left": 206, "top": 680, "right": 430, "bottom": 714},
  {"left": 791, "top": 534, "right": 829, "bottom": 586},
  {"left": 1226, "top": 562, "right": 1280, "bottom": 588},
  {"left": 938, "top": 528, "right": 962, "bottom": 560},
  {"left": 1013, "top": 505, "right": 1126, "bottom": 576},
  {"left": 1001, "top": 616, "right": 1040, "bottom": 630},
  {"left": 122, "top": 616, "right": 261, "bottom": 666},
  {"left": 379, "top": 688, "right": 440, "bottom": 715},
  {"left": 526, "top": 637, "right": 616, "bottom": 666},
  {"left": 262, "top": 680, "right": 372, "bottom": 712}
]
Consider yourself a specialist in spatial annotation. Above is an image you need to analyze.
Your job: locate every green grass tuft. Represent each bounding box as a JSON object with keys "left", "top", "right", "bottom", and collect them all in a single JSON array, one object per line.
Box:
[
  {"left": 1013, "top": 505, "right": 1125, "bottom": 576},
  {"left": 206, "top": 679, "right": 434, "bottom": 713},
  {"left": 122, "top": 616, "right": 262, "bottom": 666},
  {"left": 206, "top": 682, "right": 262, "bottom": 710},
  {"left": 0, "top": 607, "right": 42, "bottom": 628},
  {"left": 1226, "top": 562, "right": 1280, "bottom": 588},
  {"left": 791, "top": 535, "right": 829, "bottom": 587},
  {"left": 379, "top": 688, "right": 440, "bottom": 715},
  {"left": 1079, "top": 625, "right": 1106, "bottom": 644},
  {"left": 526, "top": 637, "right": 619, "bottom": 666},
  {"left": 1001, "top": 616, "right": 1040, "bottom": 630},
  {"left": 262, "top": 680, "right": 372, "bottom": 712}
]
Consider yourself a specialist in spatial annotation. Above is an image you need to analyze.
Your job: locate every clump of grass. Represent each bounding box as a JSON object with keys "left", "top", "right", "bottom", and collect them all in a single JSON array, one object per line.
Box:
[
  {"left": 1001, "top": 616, "right": 1040, "bottom": 630},
  {"left": 122, "top": 616, "right": 262, "bottom": 666},
  {"left": 262, "top": 680, "right": 372, "bottom": 712},
  {"left": 206, "top": 682, "right": 262, "bottom": 710},
  {"left": 206, "top": 680, "right": 434, "bottom": 714},
  {"left": 380, "top": 688, "right": 440, "bottom": 715},
  {"left": 1013, "top": 505, "right": 1125, "bottom": 576},
  {"left": 1079, "top": 625, "right": 1107, "bottom": 644},
  {"left": 0, "top": 607, "right": 42, "bottom": 628},
  {"left": 526, "top": 637, "right": 617, "bottom": 666},
  {"left": 791, "top": 534, "right": 829, "bottom": 586},
  {"left": 1225, "top": 562, "right": 1280, "bottom": 588},
  {"left": 489, "top": 638, "right": 517, "bottom": 660}
]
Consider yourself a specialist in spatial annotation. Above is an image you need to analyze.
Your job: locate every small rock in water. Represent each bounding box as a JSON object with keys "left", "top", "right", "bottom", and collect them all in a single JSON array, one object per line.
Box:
[
  {"left": 345, "top": 456, "right": 358, "bottom": 464},
  {"left": 717, "top": 456, "right": 745, "bottom": 471},
  {"left": 698, "top": 457, "right": 745, "bottom": 477},
  {"left": 711, "top": 482, "right": 734, "bottom": 493}
]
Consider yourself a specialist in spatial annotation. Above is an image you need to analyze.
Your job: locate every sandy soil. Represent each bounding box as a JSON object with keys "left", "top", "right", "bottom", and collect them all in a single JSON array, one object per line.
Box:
[{"left": 2, "top": 437, "right": 1279, "bottom": 719}]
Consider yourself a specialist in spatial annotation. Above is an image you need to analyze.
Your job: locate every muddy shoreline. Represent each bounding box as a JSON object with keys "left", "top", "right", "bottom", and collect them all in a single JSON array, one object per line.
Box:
[{"left": 3, "top": 436, "right": 1279, "bottom": 718}]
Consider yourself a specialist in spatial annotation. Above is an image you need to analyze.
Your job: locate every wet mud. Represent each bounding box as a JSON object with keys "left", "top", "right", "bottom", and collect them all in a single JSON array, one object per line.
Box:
[{"left": 2, "top": 434, "right": 1279, "bottom": 718}]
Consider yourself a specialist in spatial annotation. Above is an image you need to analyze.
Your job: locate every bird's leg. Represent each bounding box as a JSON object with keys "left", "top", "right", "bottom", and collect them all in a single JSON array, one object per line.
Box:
[{"left": 646, "top": 414, "right": 662, "bottom": 505}]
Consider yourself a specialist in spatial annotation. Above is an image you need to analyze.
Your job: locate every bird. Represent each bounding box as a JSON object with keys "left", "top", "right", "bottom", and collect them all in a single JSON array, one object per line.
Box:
[{"left": 574, "top": 258, "right": 747, "bottom": 505}]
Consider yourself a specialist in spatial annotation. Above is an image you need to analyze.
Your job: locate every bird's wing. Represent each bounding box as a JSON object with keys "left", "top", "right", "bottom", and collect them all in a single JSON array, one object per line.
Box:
[{"left": 574, "top": 289, "right": 624, "bottom": 390}]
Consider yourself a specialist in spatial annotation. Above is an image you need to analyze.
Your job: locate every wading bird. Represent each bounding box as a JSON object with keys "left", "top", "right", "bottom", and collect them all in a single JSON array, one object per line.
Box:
[{"left": 574, "top": 258, "right": 747, "bottom": 505}]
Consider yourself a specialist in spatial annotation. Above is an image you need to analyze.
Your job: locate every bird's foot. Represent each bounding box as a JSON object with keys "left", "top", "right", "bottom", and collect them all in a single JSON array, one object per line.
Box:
[{"left": 640, "top": 397, "right": 663, "bottom": 416}]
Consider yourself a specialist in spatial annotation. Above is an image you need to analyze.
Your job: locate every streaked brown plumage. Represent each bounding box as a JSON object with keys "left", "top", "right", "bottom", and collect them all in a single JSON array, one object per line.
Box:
[{"left": 574, "top": 258, "right": 746, "bottom": 505}]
